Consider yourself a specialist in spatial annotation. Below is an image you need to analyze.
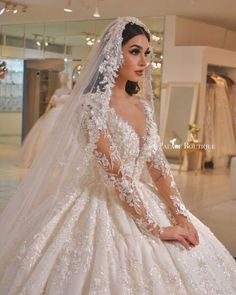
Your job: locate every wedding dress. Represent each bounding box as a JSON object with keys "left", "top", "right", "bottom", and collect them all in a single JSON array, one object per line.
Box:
[
  {"left": 228, "top": 84, "right": 236, "bottom": 139},
  {"left": 204, "top": 84, "right": 215, "bottom": 162},
  {"left": 17, "top": 90, "right": 71, "bottom": 168},
  {"left": 207, "top": 75, "right": 236, "bottom": 167},
  {"left": 0, "top": 17, "right": 236, "bottom": 295}
]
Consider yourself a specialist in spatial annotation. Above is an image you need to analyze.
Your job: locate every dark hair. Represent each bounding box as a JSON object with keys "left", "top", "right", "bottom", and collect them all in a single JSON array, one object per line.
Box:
[{"left": 121, "top": 22, "right": 150, "bottom": 96}]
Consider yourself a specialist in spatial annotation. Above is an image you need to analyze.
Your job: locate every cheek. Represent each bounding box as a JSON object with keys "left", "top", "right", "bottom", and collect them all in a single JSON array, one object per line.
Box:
[
  {"left": 121, "top": 56, "right": 136, "bottom": 73},
  {"left": 125, "top": 55, "right": 136, "bottom": 67}
]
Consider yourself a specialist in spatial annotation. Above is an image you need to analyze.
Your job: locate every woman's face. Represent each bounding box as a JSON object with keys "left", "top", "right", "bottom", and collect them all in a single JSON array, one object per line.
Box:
[{"left": 118, "top": 34, "right": 151, "bottom": 83}]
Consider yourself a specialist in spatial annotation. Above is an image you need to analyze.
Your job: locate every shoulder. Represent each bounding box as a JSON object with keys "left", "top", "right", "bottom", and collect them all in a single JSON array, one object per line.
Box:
[
  {"left": 54, "top": 88, "right": 61, "bottom": 96},
  {"left": 50, "top": 94, "right": 58, "bottom": 102},
  {"left": 139, "top": 97, "right": 154, "bottom": 113},
  {"left": 82, "top": 93, "right": 108, "bottom": 131}
]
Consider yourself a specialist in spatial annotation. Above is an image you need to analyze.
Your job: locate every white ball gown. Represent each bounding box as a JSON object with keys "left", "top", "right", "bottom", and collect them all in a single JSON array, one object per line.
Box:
[
  {"left": 1, "top": 98, "right": 236, "bottom": 295},
  {"left": 17, "top": 92, "right": 70, "bottom": 168}
]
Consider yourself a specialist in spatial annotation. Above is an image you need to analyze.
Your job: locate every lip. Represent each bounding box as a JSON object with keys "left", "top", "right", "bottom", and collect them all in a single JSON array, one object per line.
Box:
[{"left": 135, "top": 70, "right": 144, "bottom": 76}]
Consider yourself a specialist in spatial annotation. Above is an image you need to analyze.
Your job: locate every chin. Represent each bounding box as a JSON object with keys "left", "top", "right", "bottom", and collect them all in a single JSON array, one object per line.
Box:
[{"left": 128, "top": 77, "right": 140, "bottom": 83}]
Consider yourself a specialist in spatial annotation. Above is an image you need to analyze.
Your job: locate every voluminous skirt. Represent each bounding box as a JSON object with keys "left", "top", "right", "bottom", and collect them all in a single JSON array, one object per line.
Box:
[
  {"left": 1, "top": 181, "right": 236, "bottom": 295},
  {"left": 17, "top": 106, "right": 64, "bottom": 168}
]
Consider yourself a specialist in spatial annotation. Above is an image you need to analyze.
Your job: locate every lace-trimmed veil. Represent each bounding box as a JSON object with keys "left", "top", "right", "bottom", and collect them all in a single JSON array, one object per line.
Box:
[{"left": 0, "top": 17, "right": 154, "bottom": 271}]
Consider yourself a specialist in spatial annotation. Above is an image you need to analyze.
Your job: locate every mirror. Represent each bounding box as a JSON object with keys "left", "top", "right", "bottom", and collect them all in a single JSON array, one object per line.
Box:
[
  {"left": 162, "top": 82, "right": 199, "bottom": 167},
  {"left": 1, "top": 24, "right": 24, "bottom": 58}
]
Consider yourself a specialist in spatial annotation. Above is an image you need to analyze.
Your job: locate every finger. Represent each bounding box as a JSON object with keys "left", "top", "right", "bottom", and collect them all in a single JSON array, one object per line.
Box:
[
  {"left": 177, "top": 226, "right": 194, "bottom": 244},
  {"left": 188, "top": 234, "right": 198, "bottom": 246},
  {"left": 190, "top": 233, "right": 198, "bottom": 246},
  {"left": 190, "top": 228, "right": 199, "bottom": 245},
  {"left": 179, "top": 228, "right": 189, "bottom": 237},
  {"left": 195, "top": 231, "right": 200, "bottom": 244},
  {"left": 181, "top": 231, "right": 197, "bottom": 247},
  {"left": 178, "top": 237, "right": 191, "bottom": 250}
]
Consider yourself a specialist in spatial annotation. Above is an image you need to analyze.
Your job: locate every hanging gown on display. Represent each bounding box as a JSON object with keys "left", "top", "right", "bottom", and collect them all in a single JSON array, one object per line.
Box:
[
  {"left": 2, "top": 97, "right": 236, "bottom": 295},
  {"left": 204, "top": 75, "right": 236, "bottom": 167},
  {"left": 227, "top": 84, "right": 236, "bottom": 139},
  {"left": 17, "top": 93, "right": 70, "bottom": 168}
]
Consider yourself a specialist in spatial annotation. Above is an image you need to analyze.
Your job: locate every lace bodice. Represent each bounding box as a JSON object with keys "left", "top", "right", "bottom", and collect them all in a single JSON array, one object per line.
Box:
[
  {"left": 83, "top": 97, "right": 189, "bottom": 239},
  {"left": 51, "top": 94, "right": 70, "bottom": 107},
  {"left": 105, "top": 102, "right": 155, "bottom": 180}
]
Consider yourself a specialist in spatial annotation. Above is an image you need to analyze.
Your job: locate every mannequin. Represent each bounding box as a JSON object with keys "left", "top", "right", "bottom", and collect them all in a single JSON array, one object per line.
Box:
[
  {"left": 44, "top": 71, "right": 71, "bottom": 114},
  {"left": 17, "top": 71, "right": 71, "bottom": 168}
]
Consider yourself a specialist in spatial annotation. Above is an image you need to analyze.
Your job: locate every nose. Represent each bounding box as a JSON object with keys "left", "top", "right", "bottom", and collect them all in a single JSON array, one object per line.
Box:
[{"left": 139, "top": 53, "right": 147, "bottom": 67}]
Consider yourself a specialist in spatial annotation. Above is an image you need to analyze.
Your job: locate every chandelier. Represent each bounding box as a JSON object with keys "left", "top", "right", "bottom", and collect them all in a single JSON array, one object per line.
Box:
[{"left": 0, "top": 0, "right": 27, "bottom": 15}]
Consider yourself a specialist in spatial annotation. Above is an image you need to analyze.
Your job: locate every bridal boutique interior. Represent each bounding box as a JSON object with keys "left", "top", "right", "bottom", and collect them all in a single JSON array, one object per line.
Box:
[{"left": 1, "top": 0, "right": 236, "bottom": 258}]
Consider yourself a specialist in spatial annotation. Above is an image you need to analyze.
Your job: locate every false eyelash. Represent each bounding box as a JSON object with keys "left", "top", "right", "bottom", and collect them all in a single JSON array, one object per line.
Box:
[
  {"left": 130, "top": 49, "right": 151, "bottom": 56},
  {"left": 130, "top": 49, "right": 140, "bottom": 55},
  {"left": 145, "top": 50, "right": 151, "bottom": 56}
]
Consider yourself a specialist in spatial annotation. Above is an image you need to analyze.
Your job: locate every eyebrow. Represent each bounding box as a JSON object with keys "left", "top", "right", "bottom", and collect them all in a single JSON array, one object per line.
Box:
[{"left": 129, "top": 44, "right": 150, "bottom": 51}]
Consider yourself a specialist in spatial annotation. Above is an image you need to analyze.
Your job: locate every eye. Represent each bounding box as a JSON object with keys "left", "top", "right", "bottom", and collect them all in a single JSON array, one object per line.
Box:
[
  {"left": 129, "top": 48, "right": 140, "bottom": 55},
  {"left": 145, "top": 50, "right": 151, "bottom": 56}
]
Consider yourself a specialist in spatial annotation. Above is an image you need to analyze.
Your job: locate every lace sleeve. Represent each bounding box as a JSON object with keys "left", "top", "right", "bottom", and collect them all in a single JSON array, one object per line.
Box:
[
  {"left": 93, "top": 129, "right": 163, "bottom": 239},
  {"left": 147, "top": 135, "right": 190, "bottom": 223}
]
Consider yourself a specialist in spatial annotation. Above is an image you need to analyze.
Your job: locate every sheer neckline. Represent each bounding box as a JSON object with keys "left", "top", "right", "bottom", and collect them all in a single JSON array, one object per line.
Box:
[{"left": 109, "top": 99, "right": 149, "bottom": 151}]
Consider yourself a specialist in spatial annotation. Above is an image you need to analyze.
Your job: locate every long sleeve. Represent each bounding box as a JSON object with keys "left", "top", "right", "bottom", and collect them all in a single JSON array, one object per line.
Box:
[
  {"left": 147, "top": 136, "right": 190, "bottom": 223},
  {"left": 93, "top": 130, "right": 163, "bottom": 238}
]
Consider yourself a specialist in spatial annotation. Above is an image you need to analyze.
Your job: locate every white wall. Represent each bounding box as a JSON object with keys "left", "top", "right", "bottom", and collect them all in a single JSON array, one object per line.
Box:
[
  {"left": 175, "top": 16, "right": 236, "bottom": 51},
  {"left": 0, "top": 113, "right": 21, "bottom": 135},
  {"left": 161, "top": 15, "right": 236, "bottom": 141},
  {"left": 160, "top": 16, "right": 205, "bottom": 138}
]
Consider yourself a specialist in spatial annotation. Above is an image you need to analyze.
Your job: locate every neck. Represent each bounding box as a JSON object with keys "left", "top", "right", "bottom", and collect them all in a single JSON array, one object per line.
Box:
[{"left": 112, "top": 76, "right": 131, "bottom": 99}]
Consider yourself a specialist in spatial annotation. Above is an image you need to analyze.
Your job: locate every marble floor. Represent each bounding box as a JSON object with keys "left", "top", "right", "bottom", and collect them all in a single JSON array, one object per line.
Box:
[{"left": 1, "top": 143, "right": 236, "bottom": 257}]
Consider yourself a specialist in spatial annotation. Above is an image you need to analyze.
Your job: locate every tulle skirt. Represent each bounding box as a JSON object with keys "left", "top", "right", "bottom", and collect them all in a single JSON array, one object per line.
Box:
[
  {"left": 1, "top": 180, "right": 236, "bottom": 295},
  {"left": 17, "top": 106, "right": 64, "bottom": 168}
]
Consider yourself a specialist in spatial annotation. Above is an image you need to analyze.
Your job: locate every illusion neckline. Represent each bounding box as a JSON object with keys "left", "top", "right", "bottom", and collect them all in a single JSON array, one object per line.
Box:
[{"left": 108, "top": 99, "right": 149, "bottom": 151}]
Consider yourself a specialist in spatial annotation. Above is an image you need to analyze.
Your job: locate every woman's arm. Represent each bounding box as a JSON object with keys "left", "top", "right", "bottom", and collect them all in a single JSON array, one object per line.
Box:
[
  {"left": 94, "top": 130, "right": 163, "bottom": 239},
  {"left": 96, "top": 130, "right": 199, "bottom": 248},
  {"left": 146, "top": 139, "right": 199, "bottom": 247},
  {"left": 146, "top": 146, "right": 190, "bottom": 224}
]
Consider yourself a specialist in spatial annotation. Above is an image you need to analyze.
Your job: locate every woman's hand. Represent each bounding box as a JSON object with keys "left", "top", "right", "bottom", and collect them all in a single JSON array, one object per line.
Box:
[
  {"left": 176, "top": 215, "right": 199, "bottom": 246},
  {"left": 158, "top": 224, "right": 199, "bottom": 250}
]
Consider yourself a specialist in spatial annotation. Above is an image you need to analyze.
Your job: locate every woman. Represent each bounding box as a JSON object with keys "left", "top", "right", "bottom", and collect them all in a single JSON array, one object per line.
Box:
[
  {"left": 17, "top": 71, "right": 71, "bottom": 168},
  {"left": 0, "top": 17, "right": 236, "bottom": 295}
]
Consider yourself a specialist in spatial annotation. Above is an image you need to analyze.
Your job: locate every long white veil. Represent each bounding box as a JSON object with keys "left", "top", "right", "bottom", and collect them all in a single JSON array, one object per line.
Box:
[{"left": 0, "top": 16, "right": 153, "bottom": 276}]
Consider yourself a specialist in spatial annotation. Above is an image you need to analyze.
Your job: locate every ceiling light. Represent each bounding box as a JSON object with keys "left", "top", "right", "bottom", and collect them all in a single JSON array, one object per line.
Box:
[
  {"left": 87, "top": 40, "right": 94, "bottom": 46},
  {"left": 36, "top": 41, "right": 41, "bottom": 47},
  {"left": 64, "top": 7, "right": 72, "bottom": 12},
  {"left": 0, "top": 7, "right": 5, "bottom": 15},
  {"left": 12, "top": 4, "right": 17, "bottom": 13},
  {"left": 151, "top": 61, "right": 162, "bottom": 69},
  {"left": 151, "top": 34, "right": 161, "bottom": 42},
  {"left": 64, "top": 0, "right": 72, "bottom": 12},
  {"left": 93, "top": 7, "right": 100, "bottom": 18},
  {"left": 44, "top": 41, "right": 49, "bottom": 46},
  {"left": 0, "top": 2, "right": 28, "bottom": 14}
]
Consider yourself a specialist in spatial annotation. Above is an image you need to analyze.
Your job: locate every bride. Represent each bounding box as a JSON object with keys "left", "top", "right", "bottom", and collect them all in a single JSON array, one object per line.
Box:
[{"left": 0, "top": 16, "right": 236, "bottom": 295}]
